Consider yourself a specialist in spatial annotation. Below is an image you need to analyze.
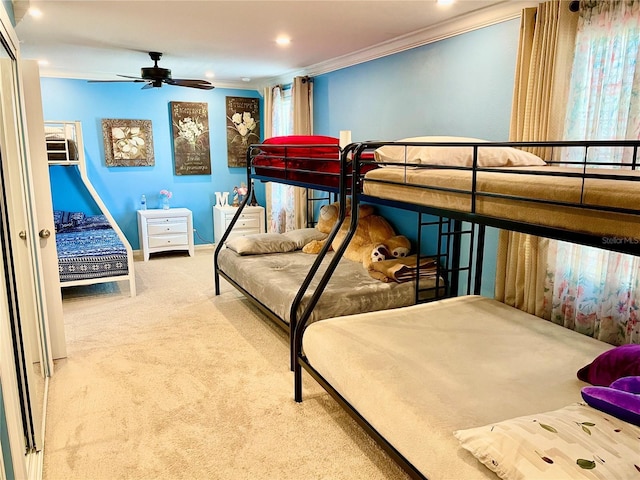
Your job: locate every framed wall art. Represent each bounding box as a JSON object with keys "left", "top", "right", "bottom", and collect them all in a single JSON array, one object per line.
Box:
[
  {"left": 102, "top": 119, "right": 154, "bottom": 167},
  {"left": 226, "top": 96, "right": 260, "bottom": 167},
  {"left": 170, "top": 101, "right": 211, "bottom": 176}
]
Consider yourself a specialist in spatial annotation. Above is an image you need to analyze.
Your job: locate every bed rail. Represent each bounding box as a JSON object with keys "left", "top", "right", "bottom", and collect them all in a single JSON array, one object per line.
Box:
[
  {"left": 46, "top": 121, "right": 136, "bottom": 296},
  {"left": 248, "top": 141, "right": 343, "bottom": 192},
  {"left": 351, "top": 139, "right": 640, "bottom": 256},
  {"left": 213, "top": 143, "right": 357, "bottom": 369}
]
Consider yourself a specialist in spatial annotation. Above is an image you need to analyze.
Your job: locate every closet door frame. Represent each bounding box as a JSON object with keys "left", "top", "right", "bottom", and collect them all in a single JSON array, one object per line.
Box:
[{"left": 0, "top": 6, "right": 53, "bottom": 479}]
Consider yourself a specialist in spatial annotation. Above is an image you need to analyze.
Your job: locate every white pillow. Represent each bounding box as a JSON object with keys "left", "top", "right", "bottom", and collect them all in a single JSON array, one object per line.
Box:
[
  {"left": 374, "top": 136, "right": 546, "bottom": 167},
  {"left": 455, "top": 403, "right": 640, "bottom": 480},
  {"left": 282, "top": 228, "right": 328, "bottom": 249},
  {"left": 225, "top": 233, "right": 296, "bottom": 255}
]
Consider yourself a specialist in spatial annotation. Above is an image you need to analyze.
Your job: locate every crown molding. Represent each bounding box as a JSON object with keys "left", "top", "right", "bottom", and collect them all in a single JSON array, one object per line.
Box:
[{"left": 261, "top": 0, "right": 538, "bottom": 89}]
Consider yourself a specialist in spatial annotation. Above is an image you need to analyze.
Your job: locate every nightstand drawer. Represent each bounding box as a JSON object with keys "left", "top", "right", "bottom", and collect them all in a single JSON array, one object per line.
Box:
[
  {"left": 148, "top": 234, "right": 188, "bottom": 248},
  {"left": 228, "top": 227, "right": 261, "bottom": 238},
  {"left": 148, "top": 222, "right": 188, "bottom": 236},
  {"left": 226, "top": 216, "right": 260, "bottom": 230},
  {"left": 214, "top": 205, "right": 265, "bottom": 244}
]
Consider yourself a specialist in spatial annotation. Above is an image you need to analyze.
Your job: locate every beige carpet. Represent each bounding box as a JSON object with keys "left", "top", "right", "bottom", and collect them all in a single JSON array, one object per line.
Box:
[{"left": 42, "top": 248, "right": 409, "bottom": 480}]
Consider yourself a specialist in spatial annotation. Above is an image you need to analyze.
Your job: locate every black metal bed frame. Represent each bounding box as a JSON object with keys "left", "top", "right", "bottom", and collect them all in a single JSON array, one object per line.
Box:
[
  {"left": 213, "top": 141, "right": 467, "bottom": 370},
  {"left": 213, "top": 142, "right": 350, "bottom": 367},
  {"left": 292, "top": 138, "right": 640, "bottom": 480}
]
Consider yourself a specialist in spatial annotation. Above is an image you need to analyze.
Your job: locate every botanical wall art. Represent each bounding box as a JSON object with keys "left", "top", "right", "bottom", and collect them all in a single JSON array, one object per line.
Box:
[
  {"left": 102, "top": 119, "right": 154, "bottom": 167},
  {"left": 170, "top": 101, "right": 211, "bottom": 176},
  {"left": 226, "top": 96, "right": 260, "bottom": 167}
]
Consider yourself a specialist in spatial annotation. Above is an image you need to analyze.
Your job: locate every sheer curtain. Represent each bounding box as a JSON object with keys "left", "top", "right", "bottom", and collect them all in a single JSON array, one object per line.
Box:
[
  {"left": 263, "top": 78, "right": 312, "bottom": 232},
  {"left": 543, "top": 0, "right": 640, "bottom": 345},
  {"left": 500, "top": 0, "right": 640, "bottom": 345}
]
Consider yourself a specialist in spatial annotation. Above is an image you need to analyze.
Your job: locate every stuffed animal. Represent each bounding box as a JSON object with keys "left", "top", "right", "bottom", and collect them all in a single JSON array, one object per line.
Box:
[
  {"left": 302, "top": 201, "right": 411, "bottom": 269},
  {"left": 581, "top": 376, "right": 640, "bottom": 427}
]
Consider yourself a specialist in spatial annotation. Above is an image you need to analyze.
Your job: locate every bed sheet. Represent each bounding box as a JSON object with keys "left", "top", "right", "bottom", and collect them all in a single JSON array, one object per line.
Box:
[
  {"left": 363, "top": 166, "right": 640, "bottom": 240},
  {"left": 302, "top": 295, "right": 613, "bottom": 479},
  {"left": 56, "top": 228, "right": 129, "bottom": 282},
  {"left": 217, "top": 248, "right": 440, "bottom": 325}
]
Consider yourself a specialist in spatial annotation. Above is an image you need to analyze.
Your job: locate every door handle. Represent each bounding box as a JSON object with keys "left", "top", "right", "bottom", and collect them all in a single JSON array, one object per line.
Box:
[
  {"left": 19, "top": 230, "right": 26, "bottom": 240},
  {"left": 39, "top": 229, "right": 51, "bottom": 239}
]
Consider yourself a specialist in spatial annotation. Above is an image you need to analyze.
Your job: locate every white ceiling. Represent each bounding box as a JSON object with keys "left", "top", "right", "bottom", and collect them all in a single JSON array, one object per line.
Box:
[{"left": 12, "top": 0, "right": 533, "bottom": 90}]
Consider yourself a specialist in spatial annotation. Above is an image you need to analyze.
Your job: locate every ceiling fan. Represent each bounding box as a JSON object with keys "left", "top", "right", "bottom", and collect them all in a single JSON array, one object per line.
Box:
[{"left": 90, "top": 51, "right": 214, "bottom": 90}]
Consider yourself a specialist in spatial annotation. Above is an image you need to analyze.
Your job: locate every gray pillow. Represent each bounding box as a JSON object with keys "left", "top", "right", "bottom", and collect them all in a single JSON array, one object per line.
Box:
[
  {"left": 225, "top": 233, "right": 297, "bottom": 255},
  {"left": 282, "top": 228, "right": 328, "bottom": 249}
]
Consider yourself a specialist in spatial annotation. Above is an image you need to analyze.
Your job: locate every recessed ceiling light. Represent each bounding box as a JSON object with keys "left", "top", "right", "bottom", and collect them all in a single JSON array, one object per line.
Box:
[
  {"left": 276, "top": 36, "right": 290, "bottom": 46},
  {"left": 241, "top": 77, "right": 251, "bottom": 82},
  {"left": 28, "top": 7, "right": 43, "bottom": 18},
  {"left": 37, "top": 59, "right": 49, "bottom": 66},
  {"left": 437, "top": 0, "right": 454, "bottom": 5},
  {"left": 205, "top": 71, "right": 215, "bottom": 79}
]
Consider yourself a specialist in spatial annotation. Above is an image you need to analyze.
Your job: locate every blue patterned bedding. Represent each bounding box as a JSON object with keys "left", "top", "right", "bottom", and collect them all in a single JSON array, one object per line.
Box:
[{"left": 55, "top": 214, "right": 128, "bottom": 282}]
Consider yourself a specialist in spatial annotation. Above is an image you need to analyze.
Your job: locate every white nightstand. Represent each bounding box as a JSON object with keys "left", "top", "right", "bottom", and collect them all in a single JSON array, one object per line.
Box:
[
  {"left": 213, "top": 205, "right": 265, "bottom": 244},
  {"left": 137, "top": 208, "right": 195, "bottom": 261}
]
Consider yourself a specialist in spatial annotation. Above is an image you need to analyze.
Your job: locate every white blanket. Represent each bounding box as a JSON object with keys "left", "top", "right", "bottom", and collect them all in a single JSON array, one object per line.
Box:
[{"left": 302, "top": 296, "right": 613, "bottom": 479}]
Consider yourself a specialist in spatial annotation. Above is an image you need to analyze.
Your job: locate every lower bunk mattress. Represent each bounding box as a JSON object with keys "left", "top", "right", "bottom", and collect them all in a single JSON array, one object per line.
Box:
[
  {"left": 302, "top": 295, "right": 624, "bottom": 479},
  {"left": 56, "top": 228, "right": 129, "bottom": 283},
  {"left": 217, "top": 248, "right": 441, "bottom": 325}
]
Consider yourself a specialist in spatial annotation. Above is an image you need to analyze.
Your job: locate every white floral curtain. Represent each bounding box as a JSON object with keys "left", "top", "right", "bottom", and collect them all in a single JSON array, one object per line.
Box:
[
  {"left": 543, "top": 0, "right": 640, "bottom": 345},
  {"left": 498, "top": 0, "right": 640, "bottom": 345},
  {"left": 264, "top": 85, "right": 295, "bottom": 232}
]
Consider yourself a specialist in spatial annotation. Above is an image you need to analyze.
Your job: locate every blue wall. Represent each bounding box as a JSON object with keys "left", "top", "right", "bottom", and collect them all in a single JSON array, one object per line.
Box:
[
  {"left": 40, "top": 79, "right": 262, "bottom": 249},
  {"left": 40, "top": 19, "right": 519, "bottom": 295},
  {"left": 311, "top": 19, "right": 520, "bottom": 296}
]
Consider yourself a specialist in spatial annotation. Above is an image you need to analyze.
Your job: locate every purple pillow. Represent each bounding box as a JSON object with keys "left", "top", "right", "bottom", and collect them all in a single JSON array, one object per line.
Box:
[
  {"left": 581, "top": 376, "right": 640, "bottom": 427},
  {"left": 577, "top": 344, "right": 640, "bottom": 386}
]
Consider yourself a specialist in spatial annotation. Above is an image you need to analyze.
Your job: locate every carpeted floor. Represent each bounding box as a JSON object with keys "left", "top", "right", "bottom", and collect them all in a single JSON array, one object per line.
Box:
[{"left": 42, "top": 248, "right": 409, "bottom": 480}]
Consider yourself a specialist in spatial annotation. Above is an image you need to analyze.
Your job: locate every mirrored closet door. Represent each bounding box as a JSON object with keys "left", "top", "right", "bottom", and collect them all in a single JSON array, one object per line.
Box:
[{"left": 0, "top": 9, "right": 53, "bottom": 474}]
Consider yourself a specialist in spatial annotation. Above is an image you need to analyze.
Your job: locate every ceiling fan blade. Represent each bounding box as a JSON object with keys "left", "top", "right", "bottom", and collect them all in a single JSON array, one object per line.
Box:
[
  {"left": 166, "top": 78, "right": 215, "bottom": 90},
  {"left": 87, "top": 52, "right": 214, "bottom": 90},
  {"left": 117, "top": 74, "right": 146, "bottom": 80},
  {"left": 87, "top": 79, "right": 146, "bottom": 83}
]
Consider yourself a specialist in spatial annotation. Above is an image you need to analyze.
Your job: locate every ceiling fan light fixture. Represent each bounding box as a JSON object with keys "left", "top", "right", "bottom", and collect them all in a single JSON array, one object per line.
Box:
[{"left": 141, "top": 66, "right": 171, "bottom": 80}]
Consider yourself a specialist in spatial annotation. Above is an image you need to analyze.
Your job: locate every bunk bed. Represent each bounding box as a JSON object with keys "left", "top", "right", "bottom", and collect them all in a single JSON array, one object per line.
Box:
[
  {"left": 293, "top": 138, "right": 640, "bottom": 480},
  {"left": 46, "top": 121, "right": 136, "bottom": 296},
  {"left": 213, "top": 136, "right": 453, "bottom": 366}
]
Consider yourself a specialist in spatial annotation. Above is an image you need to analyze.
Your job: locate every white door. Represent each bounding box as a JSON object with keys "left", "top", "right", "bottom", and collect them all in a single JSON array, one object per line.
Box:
[{"left": 20, "top": 60, "right": 66, "bottom": 360}]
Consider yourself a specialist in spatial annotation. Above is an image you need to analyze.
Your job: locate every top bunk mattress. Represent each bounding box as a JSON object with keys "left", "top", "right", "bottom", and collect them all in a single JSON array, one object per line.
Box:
[
  {"left": 302, "top": 295, "right": 614, "bottom": 480},
  {"left": 362, "top": 166, "right": 640, "bottom": 241},
  {"left": 217, "top": 248, "right": 440, "bottom": 325},
  {"left": 45, "top": 121, "right": 79, "bottom": 163},
  {"left": 251, "top": 135, "right": 376, "bottom": 190}
]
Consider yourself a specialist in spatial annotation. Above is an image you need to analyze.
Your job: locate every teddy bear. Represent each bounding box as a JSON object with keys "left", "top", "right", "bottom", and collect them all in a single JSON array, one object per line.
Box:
[{"left": 302, "top": 200, "right": 411, "bottom": 269}]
